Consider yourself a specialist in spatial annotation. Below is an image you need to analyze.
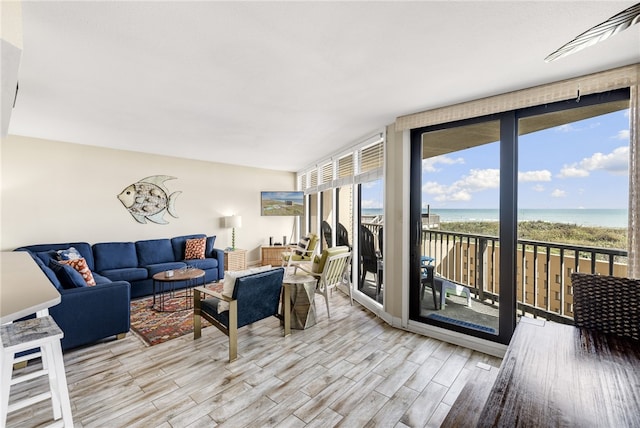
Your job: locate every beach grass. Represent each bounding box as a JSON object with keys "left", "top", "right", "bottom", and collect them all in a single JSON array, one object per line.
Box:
[{"left": 440, "top": 220, "right": 627, "bottom": 250}]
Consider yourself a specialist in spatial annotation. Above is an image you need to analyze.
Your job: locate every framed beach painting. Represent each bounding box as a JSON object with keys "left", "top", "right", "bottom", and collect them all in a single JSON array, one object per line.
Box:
[{"left": 260, "top": 191, "right": 304, "bottom": 216}]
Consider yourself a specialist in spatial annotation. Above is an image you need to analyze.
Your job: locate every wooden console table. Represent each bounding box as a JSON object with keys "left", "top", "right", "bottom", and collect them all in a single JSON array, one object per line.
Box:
[
  {"left": 444, "top": 317, "right": 640, "bottom": 427},
  {"left": 261, "top": 245, "right": 287, "bottom": 266}
]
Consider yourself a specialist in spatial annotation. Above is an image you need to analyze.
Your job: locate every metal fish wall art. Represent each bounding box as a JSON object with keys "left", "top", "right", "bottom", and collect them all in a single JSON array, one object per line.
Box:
[{"left": 117, "top": 175, "right": 181, "bottom": 224}]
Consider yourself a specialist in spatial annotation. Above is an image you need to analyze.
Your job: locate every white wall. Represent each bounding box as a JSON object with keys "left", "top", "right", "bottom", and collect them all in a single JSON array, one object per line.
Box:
[{"left": 1, "top": 135, "right": 296, "bottom": 264}]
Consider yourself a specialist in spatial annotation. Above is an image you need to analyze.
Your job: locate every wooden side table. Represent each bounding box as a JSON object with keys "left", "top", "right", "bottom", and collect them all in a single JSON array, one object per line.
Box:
[
  {"left": 224, "top": 249, "right": 247, "bottom": 271},
  {"left": 282, "top": 273, "right": 318, "bottom": 329},
  {"left": 261, "top": 245, "right": 287, "bottom": 266}
]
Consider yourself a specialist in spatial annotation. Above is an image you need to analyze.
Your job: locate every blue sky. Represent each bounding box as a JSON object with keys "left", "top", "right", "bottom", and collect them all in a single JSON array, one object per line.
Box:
[
  {"left": 360, "top": 108, "right": 630, "bottom": 210},
  {"left": 421, "top": 108, "right": 630, "bottom": 210}
]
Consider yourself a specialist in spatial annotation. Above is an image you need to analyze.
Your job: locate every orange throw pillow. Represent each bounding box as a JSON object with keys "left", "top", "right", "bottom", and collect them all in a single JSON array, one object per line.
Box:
[
  {"left": 60, "top": 257, "right": 96, "bottom": 286},
  {"left": 185, "top": 237, "right": 206, "bottom": 260}
]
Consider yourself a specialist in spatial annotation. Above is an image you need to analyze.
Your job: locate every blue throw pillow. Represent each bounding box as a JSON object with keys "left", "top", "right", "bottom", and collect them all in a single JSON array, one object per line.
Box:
[
  {"left": 206, "top": 236, "right": 216, "bottom": 256},
  {"left": 49, "top": 259, "right": 87, "bottom": 289}
]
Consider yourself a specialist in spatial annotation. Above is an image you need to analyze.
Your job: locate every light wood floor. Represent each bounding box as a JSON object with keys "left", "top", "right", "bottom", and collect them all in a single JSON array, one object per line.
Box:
[{"left": 7, "top": 291, "right": 502, "bottom": 428}]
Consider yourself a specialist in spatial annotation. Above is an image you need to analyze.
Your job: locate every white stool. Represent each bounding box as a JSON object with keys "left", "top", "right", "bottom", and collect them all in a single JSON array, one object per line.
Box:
[
  {"left": 1, "top": 316, "right": 74, "bottom": 427},
  {"left": 435, "top": 278, "right": 472, "bottom": 309}
]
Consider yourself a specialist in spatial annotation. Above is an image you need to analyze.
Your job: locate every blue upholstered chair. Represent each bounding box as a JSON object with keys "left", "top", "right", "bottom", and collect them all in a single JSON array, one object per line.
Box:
[{"left": 193, "top": 267, "right": 290, "bottom": 362}]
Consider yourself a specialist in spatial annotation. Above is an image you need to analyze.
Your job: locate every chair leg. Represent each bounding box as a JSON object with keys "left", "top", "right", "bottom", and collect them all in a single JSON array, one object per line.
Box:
[
  {"left": 228, "top": 300, "right": 238, "bottom": 362},
  {"left": 193, "top": 289, "right": 202, "bottom": 339},
  {"left": 432, "top": 281, "right": 439, "bottom": 310},
  {"left": 282, "top": 284, "right": 291, "bottom": 337},
  {"left": 324, "top": 289, "right": 330, "bottom": 318}
]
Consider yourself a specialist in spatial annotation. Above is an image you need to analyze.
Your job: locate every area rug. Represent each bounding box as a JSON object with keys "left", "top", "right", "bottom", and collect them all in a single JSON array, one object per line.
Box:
[
  {"left": 427, "top": 313, "right": 497, "bottom": 334},
  {"left": 130, "top": 282, "right": 222, "bottom": 346}
]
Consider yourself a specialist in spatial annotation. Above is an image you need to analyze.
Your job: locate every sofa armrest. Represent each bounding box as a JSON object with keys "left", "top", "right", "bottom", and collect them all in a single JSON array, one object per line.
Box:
[
  {"left": 211, "top": 248, "right": 225, "bottom": 278},
  {"left": 49, "top": 281, "right": 131, "bottom": 350}
]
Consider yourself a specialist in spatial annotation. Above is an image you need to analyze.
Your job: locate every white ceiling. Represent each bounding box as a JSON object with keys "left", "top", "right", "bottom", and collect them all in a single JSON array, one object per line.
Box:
[{"left": 8, "top": 1, "right": 640, "bottom": 172}]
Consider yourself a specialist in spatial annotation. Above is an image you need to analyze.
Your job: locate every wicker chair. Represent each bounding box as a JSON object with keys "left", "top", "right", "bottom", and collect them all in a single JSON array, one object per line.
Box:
[{"left": 570, "top": 272, "right": 640, "bottom": 341}]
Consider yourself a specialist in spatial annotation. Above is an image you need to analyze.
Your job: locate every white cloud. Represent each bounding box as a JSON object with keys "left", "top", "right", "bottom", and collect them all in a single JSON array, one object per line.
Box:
[
  {"left": 422, "top": 155, "right": 465, "bottom": 172},
  {"left": 361, "top": 199, "right": 380, "bottom": 208},
  {"left": 614, "top": 129, "right": 630, "bottom": 140},
  {"left": 580, "top": 146, "right": 628, "bottom": 174},
  {"left": 558, "top": 146, "right": 628, "bottom": 178},
  {"left": 532, "top": 184, "right": 545, "bottom": 192},
  {"left": 559, "top": 165, "right": 590, "bottom": 177},
  {"left": 551, "top": 189, "right": 566, "bottom": 198},
  {"left": 423, "top": 168, "right": 498, "bottom": 202},
  {"left": 556, "top": 124, "right": 575, "bottom": 133},
  {"left": 555, "top": 122, "right": 600, "bottom": 133},
  {"left": 518, "top": 170, "right": 552, "bottom": 182}
]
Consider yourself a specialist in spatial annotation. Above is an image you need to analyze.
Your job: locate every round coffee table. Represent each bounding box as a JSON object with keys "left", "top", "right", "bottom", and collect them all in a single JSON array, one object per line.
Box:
[{"left": 151, "top": 268, "right": 205, "bottom": 312}]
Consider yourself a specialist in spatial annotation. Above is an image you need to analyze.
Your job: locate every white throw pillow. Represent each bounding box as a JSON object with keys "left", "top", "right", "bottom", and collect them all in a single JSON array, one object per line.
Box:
[{"left": 217, "top": 265, "right": 273, "bottom": 312}]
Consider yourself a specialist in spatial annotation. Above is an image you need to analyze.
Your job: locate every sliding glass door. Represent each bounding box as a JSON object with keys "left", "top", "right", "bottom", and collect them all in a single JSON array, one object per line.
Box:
[{"left": 410, "top": 88, "right": 630, "bottom": 344}]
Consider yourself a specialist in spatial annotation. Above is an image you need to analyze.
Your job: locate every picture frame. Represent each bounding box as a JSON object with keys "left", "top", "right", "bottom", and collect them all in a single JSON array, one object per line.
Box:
[{"left": 260, "top": 191, "right": 304, "bottom": 216}]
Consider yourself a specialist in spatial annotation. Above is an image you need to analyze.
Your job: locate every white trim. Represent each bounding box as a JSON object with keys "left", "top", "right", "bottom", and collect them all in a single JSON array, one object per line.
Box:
[
  {"left": 354, "top": 167, "right": 383, "bottom": 184},
  {"left": 404, "top": 319, "right": 507, "bottom": 358},
  {"left": 401, "top": 129, "right": 411, "bottom": 329},
  {"left": 297, "top": 129, "right": 385, "bottom": 174}
]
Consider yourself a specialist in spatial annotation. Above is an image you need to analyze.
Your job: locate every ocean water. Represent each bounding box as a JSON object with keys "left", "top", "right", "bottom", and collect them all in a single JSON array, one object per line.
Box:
[{"left": 361, "top": 208, "right": 628, "bottom": 228}]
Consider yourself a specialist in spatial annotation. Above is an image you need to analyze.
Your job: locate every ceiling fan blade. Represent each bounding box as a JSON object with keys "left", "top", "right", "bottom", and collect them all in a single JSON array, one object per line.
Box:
[{"left": 545, "top": 2, "right": 640, "bottom": 62}]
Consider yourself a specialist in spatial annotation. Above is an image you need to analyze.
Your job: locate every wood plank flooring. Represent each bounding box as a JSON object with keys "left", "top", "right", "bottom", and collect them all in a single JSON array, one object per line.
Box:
[{"left": 6, "top": 291, "right": 502, "bottom": 428}]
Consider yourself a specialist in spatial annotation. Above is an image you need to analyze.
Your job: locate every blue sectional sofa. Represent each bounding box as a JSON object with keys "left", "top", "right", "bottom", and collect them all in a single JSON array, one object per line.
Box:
[
  {"left": 92, "top": 234, "right": 223, "bottom": 298},
  {"left": 16, "top": 233, "right": 225, "bottom": 350}
]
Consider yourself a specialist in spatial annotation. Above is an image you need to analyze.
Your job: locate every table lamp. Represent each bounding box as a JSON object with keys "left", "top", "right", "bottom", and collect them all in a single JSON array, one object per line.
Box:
[{"left": 224, "top": 215, "right": 242, "bottom": 250}]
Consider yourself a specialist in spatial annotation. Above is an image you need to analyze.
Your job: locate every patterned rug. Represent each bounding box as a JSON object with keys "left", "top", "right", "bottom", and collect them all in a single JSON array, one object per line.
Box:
[{"left": 130, "top": 282, "right": 222, "bottom": 346}]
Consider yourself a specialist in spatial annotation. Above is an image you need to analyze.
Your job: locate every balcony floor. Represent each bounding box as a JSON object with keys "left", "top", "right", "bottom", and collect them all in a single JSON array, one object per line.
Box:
[
  {"left": 358, "top": 274, "right": 500, "bottom": 335},
  {"left": 420, "top": 292, "right": 500, "bottom": 334}
]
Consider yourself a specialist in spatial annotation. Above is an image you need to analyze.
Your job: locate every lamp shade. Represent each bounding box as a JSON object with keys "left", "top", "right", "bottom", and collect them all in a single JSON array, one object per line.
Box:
[{"left": 224, "top": 215, "right": 242, "bottom": 228}]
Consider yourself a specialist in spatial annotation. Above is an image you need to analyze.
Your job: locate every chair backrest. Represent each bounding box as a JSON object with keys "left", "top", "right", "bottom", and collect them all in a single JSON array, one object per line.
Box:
[
  {"left": 359, "top": 225, "right": 377, "bottom": 270},
  {"left": 337, "top": 222, "right": 350, "bottom": 247},
  {"left": 321, "top": 221, "right": 332, "bottom": 248},
  {"left": 320, "top": 251, "right": 351, "bottom": 289},
  {"left": 571, "top": 272, "right": 640, "bottom": 340},
  {"left": 233, "top": 267, "right": 285, "bottom": 328},
  {"left": 378, "top": 226, "right": 383, "bottom": 258}
]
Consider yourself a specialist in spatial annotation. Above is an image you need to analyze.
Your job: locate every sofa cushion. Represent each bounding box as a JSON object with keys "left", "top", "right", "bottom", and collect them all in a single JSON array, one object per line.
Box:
[
  {"left": 100, "top": 267, "right": 148, "bottom": 283},
  {"left": 49, "top": 259, "right": 87, "bottom": 289},
  {"left": 60, "top": 258, "right": 96, "bottom": 286},
  {"left": 136, "top": 239, "right": 175, "bottom": 266},
  {"left": 93, "top": 242, "right": 138, "bottom": 271},
  {"left": 145, "top": 262, "right": 187, "bottom": 277},
  {"left": 91, "top": 272, "right": 113, "bottom": 285},
  {"left": 185, "top": 238, "right": 206, "bottom": 260},
  {"left": 171, "top": 234, "right": 206, "bottom": 260},
  {"left": 219, "top": 265, "right": 273, "bottom": 312},
  {"left": 184, "top": 258, "right": 218, "bottom": 271}
]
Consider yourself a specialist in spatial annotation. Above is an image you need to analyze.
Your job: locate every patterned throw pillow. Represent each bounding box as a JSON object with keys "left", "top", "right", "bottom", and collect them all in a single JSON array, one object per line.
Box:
[
  {"left": 60, "top": 257, "right": 96, "bottom": 286},
  {"left": 185, "top": 237, "right": 206, "bottom": 260},
  {"left": 57, "top": 246, "right": 82, "bottom": 261},
  {"left": 294, "top": 236, "right": 311, "bottom": 256}
]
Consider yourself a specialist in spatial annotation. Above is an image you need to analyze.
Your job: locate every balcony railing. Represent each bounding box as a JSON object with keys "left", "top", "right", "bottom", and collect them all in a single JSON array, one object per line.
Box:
[{"left": 422, "top": 229, "right": 628, "bottom": 323}]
